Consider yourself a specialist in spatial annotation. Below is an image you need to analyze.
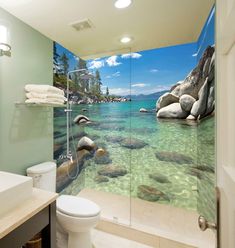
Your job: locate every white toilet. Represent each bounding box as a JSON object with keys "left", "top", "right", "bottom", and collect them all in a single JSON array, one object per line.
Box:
[{"left": 27, "top": 162, "right": 101, "bottom": 248}]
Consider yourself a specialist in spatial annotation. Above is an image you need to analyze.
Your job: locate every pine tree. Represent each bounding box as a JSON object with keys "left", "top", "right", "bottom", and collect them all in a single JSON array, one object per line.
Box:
[
  {"left": 77, "top": 58, "right": 88, "bottom": 93},
  {"left": 53, "top": 42, "right": 59, "bottom": 63},
  {"left": 59, "top": 52, "right": 69, "bottom": 75},
  {"left": 106, "top": 87, "right": 109, "bottom": 96},
  {"left": 95, "top": 70, "right": 102, "bottom": 95}
]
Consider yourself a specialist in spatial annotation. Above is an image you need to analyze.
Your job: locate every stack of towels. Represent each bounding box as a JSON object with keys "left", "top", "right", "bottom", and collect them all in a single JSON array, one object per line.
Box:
[{"left": 25, "top": 84, "right": 66, "bottom": 105}]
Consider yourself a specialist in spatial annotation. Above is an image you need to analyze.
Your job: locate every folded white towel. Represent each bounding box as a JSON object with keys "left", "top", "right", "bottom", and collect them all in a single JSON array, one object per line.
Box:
[
  {"left": 25, "top": 98, "right": 65, "bottom": 105},
  {"left": 26, "top": 92, "right": 67, "bottom": 101},
  {"left": 25, "top": 84, "right": 64, "bottom": 96}
]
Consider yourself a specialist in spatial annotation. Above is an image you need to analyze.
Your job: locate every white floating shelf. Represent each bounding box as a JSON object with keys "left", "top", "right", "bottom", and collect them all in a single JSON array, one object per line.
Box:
[{"left": 15, "top": 102, "right": 66, "bottom": 108}]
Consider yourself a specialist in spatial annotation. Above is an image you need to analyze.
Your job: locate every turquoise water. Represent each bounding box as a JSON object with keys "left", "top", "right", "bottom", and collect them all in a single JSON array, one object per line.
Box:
[{"left": 54, "top": 99, "right": 215, "bottom": 212}]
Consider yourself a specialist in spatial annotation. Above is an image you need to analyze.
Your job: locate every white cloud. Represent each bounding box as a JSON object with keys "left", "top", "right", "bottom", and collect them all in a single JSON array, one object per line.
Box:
[
  {"left": 150, "top": 69, "right": 159, "bottom": 73},
  {"left": 192, "top": 53, "right": 198, "bottom": 57},
  {"left": 105, "top": 71, "right": 121, "bottom": 79},
  {"left": 132, "top": 83, "right": 149, "bottom": 88},
  {"left": 121, "top": 53, "right": 142, "bottom": 59},
  {"left": 106, "top": 56, "right": 122, "bottom": 67},
  {"left": 88, "top": 60, "right": 104, "bottom": 69},
  {"left": 112, "top": 71, "right": 121, "bottom": 77},
  {"left": 109, "top": 88, "right": 130, "bottom": 96}
]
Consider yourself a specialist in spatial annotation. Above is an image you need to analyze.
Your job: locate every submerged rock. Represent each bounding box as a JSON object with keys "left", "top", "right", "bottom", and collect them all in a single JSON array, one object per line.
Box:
[
  {"left": 137, "top": 185, "right": 165, "bottom": 202},
  {"left": 156, "top": 93, "right": 179, "bottom": 111},
  {"left": 98, "top": 165, "right": 127, "bottom": 178},
  {"left": 140, "top": 108, "right": 148, "bottom": 112},
  {"left": 105, "top": 136, "right": 125, "bottom": 143},
  {"left": 149, "top": 173, "right": 171, "bottom": 183},
  {"left": 77, "top": 137, "right": 96, "bottom": 151},
  {"left": 157, "top": 103, "right": 188, "bottom": 119},
  {"left": 73, "top": 115, "right": 91, "bottom": 125},
  {"left": 191, "top": 165, "right": 214, "bottom": 173},
  {"left": 95, "top": 123, "right": 125, "bottom": 131},
  {"left": 155, "top": 151, "right": 193, "bottom": 164},
  {"left": 186, "top": 168, "right": 204, "bottom": 180},
  {"left": 179, "top": 94, "right": 196, "bottom": 112},
  {"left": 94, "top": 149, "right": 112, "bottom": 165},
  {"left": 94, "top": 175, "right": 109, "bottom": 183},
  {"left": 120, "top": 138, "right": 147, "bottom": 149}
]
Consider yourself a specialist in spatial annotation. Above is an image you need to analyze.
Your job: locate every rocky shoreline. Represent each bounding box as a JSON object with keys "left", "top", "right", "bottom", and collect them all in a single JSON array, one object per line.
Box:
[
  {"left": 65, "top": 94, "right": 130, "bottom": 105},
  {"left": 156, "top": 46, "right": 215, "bottom": 120}
]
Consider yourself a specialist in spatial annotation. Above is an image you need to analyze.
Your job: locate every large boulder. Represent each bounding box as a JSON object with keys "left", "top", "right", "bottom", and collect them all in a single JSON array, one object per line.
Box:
[
  {"left": 98, "top": 165, "right": 127, "bottom": 178},
  {"left": 171, "top": 46, "right": 215, "bottom": 99},
  {"left": 205, "top": 84, "right": 215, "bottom": 116},
  {"left": 157, "top": 103, "right": 188, "bottom": 119},
  {"left": 203, "top": 58, "right": 211, "bottom": 79},
  {"left": 208, "top": 52, "right": 215, "bottom": 81},
  {"left": 77, "top": 137, "right": 96, "bottom": 151},
  {"left": 179, "top": 94, "right": 196, "bottom": 112},
  {"left": 156, "top": 93, "right": 179, "bottom": 111},
  {"left": 191, "top": 78, "right": 209, "bottom": 118}
]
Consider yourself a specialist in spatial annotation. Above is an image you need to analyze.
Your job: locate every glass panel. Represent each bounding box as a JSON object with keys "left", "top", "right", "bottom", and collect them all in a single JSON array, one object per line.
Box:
[
  {"left": 196, "top": 6, "right": 216, "bottom": 223},
  {"left": 54, "top": 44, "right": 132, "bottom": 226},
  {"left": 81, "top": 49, "right": 131, "bottom": 225}
]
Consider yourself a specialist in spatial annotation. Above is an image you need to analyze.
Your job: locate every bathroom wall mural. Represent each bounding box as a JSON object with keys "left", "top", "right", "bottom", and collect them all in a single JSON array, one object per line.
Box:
[{"left": 54, "top": 7, "right": 215, "bottom": 215}]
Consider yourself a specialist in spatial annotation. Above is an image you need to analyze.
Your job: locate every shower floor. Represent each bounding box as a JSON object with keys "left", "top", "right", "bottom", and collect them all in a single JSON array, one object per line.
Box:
[{"left": 78, "top": 188, "right": 215, "bottom": 248}]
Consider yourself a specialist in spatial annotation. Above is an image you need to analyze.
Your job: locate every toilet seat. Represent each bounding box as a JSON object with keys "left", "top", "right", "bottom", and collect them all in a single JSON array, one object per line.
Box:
[{"left": 57, "top": 195, "right": 101, "bottom": 218}]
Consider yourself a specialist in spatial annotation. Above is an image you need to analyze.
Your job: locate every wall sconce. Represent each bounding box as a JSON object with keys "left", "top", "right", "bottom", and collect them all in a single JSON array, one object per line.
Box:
[{"left": 0, "top": 24, "right": 11, "bottom": 57}]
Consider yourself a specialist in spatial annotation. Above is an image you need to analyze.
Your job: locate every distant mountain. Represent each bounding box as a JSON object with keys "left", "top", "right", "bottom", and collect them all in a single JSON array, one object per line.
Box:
[{"left": 125, "top": 90, "right": 168, "bottom": 100}]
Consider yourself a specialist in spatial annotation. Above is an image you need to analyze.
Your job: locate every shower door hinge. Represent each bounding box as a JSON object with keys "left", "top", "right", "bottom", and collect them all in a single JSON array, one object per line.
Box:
[{"left": 198, "top": 187, "right": 220, "bottom": 248}]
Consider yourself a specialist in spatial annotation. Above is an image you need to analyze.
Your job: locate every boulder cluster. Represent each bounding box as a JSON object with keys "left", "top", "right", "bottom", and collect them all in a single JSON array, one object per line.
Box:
[{"left": 156, "top": 46, "right": 215, "bottom": 120}]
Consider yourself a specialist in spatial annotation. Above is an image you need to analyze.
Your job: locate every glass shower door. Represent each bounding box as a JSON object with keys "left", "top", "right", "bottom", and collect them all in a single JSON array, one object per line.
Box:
[{"left": 78, "top": 48, "right": 132, "bottom": 226}]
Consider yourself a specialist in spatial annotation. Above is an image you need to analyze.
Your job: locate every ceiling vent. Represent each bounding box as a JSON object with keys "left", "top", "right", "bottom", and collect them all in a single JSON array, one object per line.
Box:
[{"left": 70, "top": 19, "right": 94, "bottom": 32}]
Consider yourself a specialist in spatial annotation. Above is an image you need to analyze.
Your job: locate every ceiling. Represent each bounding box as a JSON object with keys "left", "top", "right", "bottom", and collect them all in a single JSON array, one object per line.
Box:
[{"left": 0, "top": 0, "right": 214, "bottom": 59}]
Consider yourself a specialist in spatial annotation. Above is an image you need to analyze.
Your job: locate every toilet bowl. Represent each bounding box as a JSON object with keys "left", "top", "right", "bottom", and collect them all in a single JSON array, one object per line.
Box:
[
  {"left": 26, "top": 162, "right": 101, "bottom": 248},
  {"left": 56, "top": 195, "right": 100, "bottom": 248}
]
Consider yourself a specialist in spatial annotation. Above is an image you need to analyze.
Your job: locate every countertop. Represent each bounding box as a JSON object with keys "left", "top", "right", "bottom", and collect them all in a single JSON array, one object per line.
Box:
[{"left": 0, "top": 188, "right": 58, "bottom": 239}]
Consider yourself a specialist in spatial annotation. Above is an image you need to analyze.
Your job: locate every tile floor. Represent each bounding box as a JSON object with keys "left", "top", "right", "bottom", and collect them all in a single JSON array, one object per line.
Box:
[
  {"left": 79, "top": 188, "right": 215, "bottom": 248},
  {"left": 92, "top": 229, "right": 152, "bottom": 248}
]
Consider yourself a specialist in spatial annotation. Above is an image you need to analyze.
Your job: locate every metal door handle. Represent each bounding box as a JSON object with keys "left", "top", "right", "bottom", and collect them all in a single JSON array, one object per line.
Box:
[{"left": 198, "top": 215, "right": 217, "bottom": 231}]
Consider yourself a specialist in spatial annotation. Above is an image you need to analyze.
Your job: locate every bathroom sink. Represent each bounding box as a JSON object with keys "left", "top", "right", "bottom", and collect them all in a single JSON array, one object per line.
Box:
[{"left": 0, "top": 171, "right": 33, "bottom": 216}]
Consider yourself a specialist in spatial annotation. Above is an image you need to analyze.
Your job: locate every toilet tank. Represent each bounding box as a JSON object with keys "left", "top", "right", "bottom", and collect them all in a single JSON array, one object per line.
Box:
[{"left": 27, "top": 162, "right": 56, "bottom": 192}]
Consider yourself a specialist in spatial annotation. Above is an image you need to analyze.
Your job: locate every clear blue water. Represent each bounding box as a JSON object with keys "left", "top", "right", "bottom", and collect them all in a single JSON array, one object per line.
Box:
[{"left": 54, "top": 99, "right": 215, "bottom": 212}]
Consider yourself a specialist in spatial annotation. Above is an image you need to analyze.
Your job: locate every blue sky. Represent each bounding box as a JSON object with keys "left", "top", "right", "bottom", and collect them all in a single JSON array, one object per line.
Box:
[
  {"left": 55, "top": 6, "right": 214, "bottom": 96},
  {"left": 87, "top": 43, "right": 197, "bottom": 96}
]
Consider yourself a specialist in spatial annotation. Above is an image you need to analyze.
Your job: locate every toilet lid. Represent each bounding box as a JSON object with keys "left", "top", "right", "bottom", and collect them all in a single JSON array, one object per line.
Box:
[{"left": 57, "top": 195, "right": 101, "bottom": 217}]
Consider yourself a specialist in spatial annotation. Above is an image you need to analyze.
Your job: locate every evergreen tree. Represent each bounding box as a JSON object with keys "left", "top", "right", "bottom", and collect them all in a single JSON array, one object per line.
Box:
[
  {"left": 106, "top": 87, "right": 109, "bottom": 96},
  {"left": 53, "top": 42, "right": 59, "bottom": 63},
  {"left": 77, "top": 58, "right": 88, "bottom": 93},
  {"left": 59, "top": 52, "right": 69, "bottom": 75},
  {"left": 95, "top": 70, "right": 102, "bottom": 95}
]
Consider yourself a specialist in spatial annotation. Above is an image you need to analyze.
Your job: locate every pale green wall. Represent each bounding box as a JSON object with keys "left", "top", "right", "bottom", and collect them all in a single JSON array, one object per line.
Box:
[{"left": 0, "top": 7, "right": 53, "bottom": 175}]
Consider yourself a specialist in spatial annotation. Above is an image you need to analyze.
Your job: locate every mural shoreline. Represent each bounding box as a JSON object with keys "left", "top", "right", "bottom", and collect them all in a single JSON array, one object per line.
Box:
[{"left": 54, "top": 6, "right": 215, "bottom": 220}]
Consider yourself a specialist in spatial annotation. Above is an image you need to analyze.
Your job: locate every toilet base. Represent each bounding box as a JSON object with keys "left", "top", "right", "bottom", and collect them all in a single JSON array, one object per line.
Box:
[{"left": 68, "top": 231, "right": 92, "bottom": 248}]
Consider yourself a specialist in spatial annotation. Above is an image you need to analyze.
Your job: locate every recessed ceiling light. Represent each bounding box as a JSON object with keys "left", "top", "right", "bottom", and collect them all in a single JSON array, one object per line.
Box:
[
  {"left": 120, "top": 37, "right": 132, "bottom": 43},
  {"left": 115, "top": 0, "right": 132, "bottom": 9}
]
